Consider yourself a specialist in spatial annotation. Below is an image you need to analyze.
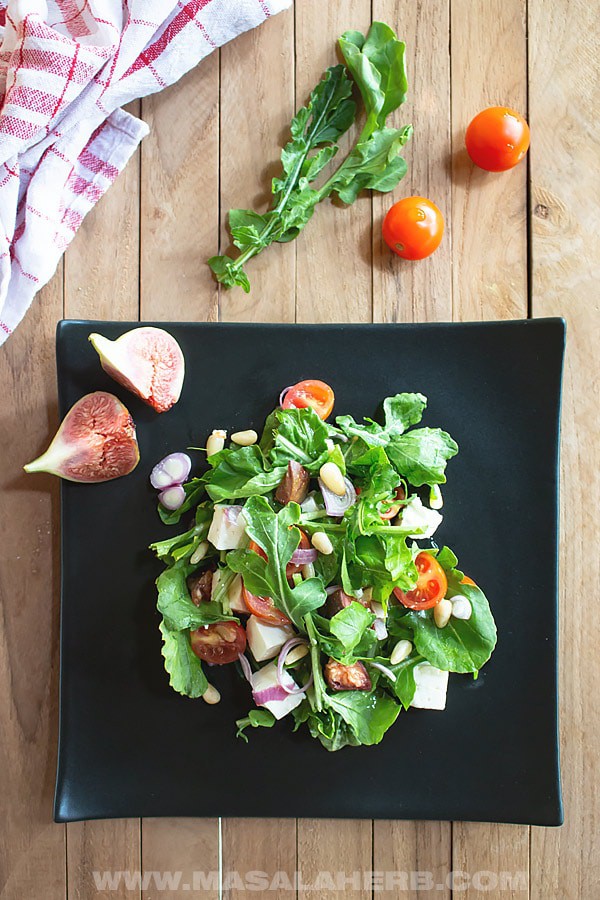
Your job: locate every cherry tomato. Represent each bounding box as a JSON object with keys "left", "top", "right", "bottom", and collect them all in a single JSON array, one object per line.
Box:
[
  {"left": 393, "top": 552, "right": 448, "bottom": 610},
  {"left": 282, "top": 380, "right": 335, "bottom": 420},
  {"left": 190, "top": 621, "right": 246, "bottom": 664},
  {"left": 380, "top": 502, "right": 401, "bottom": 521},
  {"left": 465, "top": 107, "right": 530, "bottom": 172},
  {"left": 249, "top": 531, "right": 310, "bottom": 582},
  {"left": 461, "top": 575, "right": 477, "bottom": 587},
  {"left": 242, "top": 584, "right": 290, "bottom": 625},
  {"left": 382, "top": 197, "right": 444, "bottom": 260}
]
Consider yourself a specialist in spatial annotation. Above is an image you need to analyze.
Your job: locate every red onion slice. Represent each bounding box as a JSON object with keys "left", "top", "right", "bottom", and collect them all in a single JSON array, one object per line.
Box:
[
  {"left": 371, "top": 661, "right": 397, "bottom": 682},
  {"left": 279, "top": 385, "right": 294, "bottom": 407},
  {"left": 150, "top": 452, "right": 192, "bottom": 490},
  {"left": 325, "top": 583, "right": 342, "bottom": 596},
  {"left": 318, "top": 477, "right": 357, "bottom": 516},
  {"left": 223, "top": 505, "right": 244, "bottom": 525},
  {"left": 238, "top": 653, "right": 253, "bottom": 684},
  {"left": 276, "top": 637, "right": 313, "bottom": 695},
  {"left": 253, "top": 684, "right": 290, "bottom": 705},
  {"left": 290, "top": 548, "right": 318, "bottom": 565},
  {"left": 158, "top": 484, "right": 186, "bottom": 511}
]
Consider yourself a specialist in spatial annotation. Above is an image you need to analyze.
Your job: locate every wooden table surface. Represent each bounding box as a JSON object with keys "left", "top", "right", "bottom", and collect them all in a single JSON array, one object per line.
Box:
[{"left": 1, "top": 1, "right": 598, "bottom": 898}]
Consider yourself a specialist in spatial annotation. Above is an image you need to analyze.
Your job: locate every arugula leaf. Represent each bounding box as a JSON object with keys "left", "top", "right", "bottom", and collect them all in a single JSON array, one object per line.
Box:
[
  {"left": 236, "top": 709, "right": 276, "bottom": 742},
  {"left": 159, "top": 620, "right": 208, "bottom": 698},
  {"left": 329, "top": 602, "right": 375, "bottom": 652},
  {"left": 337, "top": 392, "right": 427, "bottom": 447},
  {"left": 327, "top": 690, "right": 400, "bottom": 745},
  {"left": 268, "top": 407, "right": 330, "bottom": 472},
  {"left": 209, "top": 23, "right": 411, "bottom": 292},
  {"left": 346, "top": 446, "right": 401, "bottom": 534},
  {"left": 156, "top": 565, "right": 238, "bottom": 630},
  {"left": 203, "top": 445, "right": 286, "bottom": 502},
  {"left": 227, "top": 497, "right": 327, "bottom": 629},
  {"left": 389, "top": 655, "right": 421, "bottom": 709},
  {"left": 150, "top": 526, "right": 196, "bottom": 562},
  {"left": 387, "top": 428, "right": 458, "bottom": 486}
]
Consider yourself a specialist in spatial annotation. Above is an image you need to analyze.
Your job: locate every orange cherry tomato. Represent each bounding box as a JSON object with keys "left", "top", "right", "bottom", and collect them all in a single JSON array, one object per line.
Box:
[
  {"left": 393, "top": 552, "right": 448, "bottom": 610},
  {"left": 190, "top": 622, "right": 246, "bottom": 665},
  {"left": 465, "top": 107, "right": 530, "bottom": 172},
  {"left": 281, "top": 380, "right": 335, "bottom": 420},
  {"left": 461, "top": 575, "right": 477, "bottom": 587},
  {"left": 242, "top": 584, "right": 290, "bottom": 625},
  {"left": 383, "top": 196, "right": 444, "bottom": 260}
]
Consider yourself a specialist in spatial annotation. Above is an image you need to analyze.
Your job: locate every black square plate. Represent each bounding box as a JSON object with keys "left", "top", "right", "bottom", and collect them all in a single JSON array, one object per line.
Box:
[{"left": 54, "top": 319, "right": 564, "bottom": 825}]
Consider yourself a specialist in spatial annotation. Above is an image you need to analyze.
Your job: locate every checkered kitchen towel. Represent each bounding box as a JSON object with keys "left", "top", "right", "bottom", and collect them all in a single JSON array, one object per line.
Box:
[{"left": 0, "top": 0, "right": 291, "bottom": 344}]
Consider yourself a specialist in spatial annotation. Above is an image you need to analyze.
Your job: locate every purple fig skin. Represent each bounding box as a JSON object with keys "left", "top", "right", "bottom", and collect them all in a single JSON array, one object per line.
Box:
[
  {"left": 23, "top": 391, "right": 140, "bottom": 483},
  {"left": 88, "top": 327, "right": 185, "bottom": 413}
]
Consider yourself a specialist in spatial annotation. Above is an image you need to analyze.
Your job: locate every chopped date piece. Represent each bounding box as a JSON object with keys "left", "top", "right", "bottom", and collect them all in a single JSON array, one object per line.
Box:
[
  {"left": 275, "top": 460, "right": 310, "bottom": 505},
  {"left": 325, "top": 588, "right": 371, "bottom": 618},
  {"left": 187, "top": 569, "right": 213, "bottom": 606},
  {"left": 324, "top": 658, "right": 372, "bottom": 692}
]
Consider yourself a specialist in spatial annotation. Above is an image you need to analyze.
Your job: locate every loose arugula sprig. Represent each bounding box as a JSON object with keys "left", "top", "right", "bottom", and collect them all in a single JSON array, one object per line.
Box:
[{"left": 208, "top": 22, "right": 412, "bottom": 293}]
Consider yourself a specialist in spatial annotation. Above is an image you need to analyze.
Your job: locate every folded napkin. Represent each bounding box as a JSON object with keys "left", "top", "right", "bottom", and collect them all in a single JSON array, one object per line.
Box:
[{"left": 0, "top": 0, "right": 291, "bottom": 344}]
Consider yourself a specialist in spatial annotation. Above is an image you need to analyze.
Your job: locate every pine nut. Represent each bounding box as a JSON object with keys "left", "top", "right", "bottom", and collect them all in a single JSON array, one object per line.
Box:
[
  {"left": 202, "top": 683, "right": 221, "bottom": 704},
  {"left": 206, "top": 429, "right": 226, "bottom": 456},
  {"left": 190, "top": 540, "right": 209, "bottom": 565},
  {"left": 451, "top": 596, "right": 472, "bottom": 620},
  {"left": 302, "top": 562, "right": 316, "bottom": 579},
  {"left": 319, "top": 461, "right": 346, "bottom": 496},
  {"left": 285, "top": 644, "right": 309, "bottom": 665},
  {"left": 311, "top": 531, "right": 334, "bottom": 555},
  {"left": 429, "top": 484, "right": 443, "bottom": 509},
  {"left": 390, "top": 639, "right": 413, "bottom": 665},
  {"left": 231, "top": 429, "right": 258, "bottom": 446},
  {"left": 433, "top": 598, "right": 453, "bottom": 629}
]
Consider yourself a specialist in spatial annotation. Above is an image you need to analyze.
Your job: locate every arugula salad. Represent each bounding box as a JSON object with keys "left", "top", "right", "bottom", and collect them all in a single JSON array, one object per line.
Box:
[{"left": 150, "top": 380, "right": 497, "bottom": 751}]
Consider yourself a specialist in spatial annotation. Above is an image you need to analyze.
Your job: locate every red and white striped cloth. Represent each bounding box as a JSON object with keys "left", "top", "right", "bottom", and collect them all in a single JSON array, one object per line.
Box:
[{"left": 0, "top": 0, "right": 291, "bottom": 344}]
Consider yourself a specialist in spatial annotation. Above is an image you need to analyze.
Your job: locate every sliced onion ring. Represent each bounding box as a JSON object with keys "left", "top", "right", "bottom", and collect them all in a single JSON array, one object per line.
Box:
[
  {"left": 238, "top": 653, "right": 253, "bottom": 684},
  {"left": 318, "top": 477, "right": 357, "bottom": 516},
  {"left": 371, "top": 661, "right": 397, "bottom": 682},
  {"left": 150, "top": 452, "right": 192, "bottom": 489},
  {"left": 276, "top": 637, "right": 313, "bottom": 695},
  {"left": 253, "top": 685, "right": 289, "bottom": 704},
  {"left": 290, "top": 548, "right": 318, "bottom": 565},
  {"left": 325, "top": 583, "right": 342, "bottom": 596},
  {"left": 158, "top": 484, "right": 186, "bottom": 511},
  {"left": 279, "top": 385, "right": 294, "bottom": 407}
]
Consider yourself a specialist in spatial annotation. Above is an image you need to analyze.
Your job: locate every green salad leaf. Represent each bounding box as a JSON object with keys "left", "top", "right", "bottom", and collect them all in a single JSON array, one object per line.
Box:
[
  {"left": 236, "top": 709, "right": 277, "bottom": 742},
  {"left": 268, "top": 407, "right": 330, "bottom": 472},
  {"left": 387, "top": 427, "right": 458, "bottom": 486},
  {"left": 156, "top": 564, "right": 238, "bottom": 631},
  {"left": 203, "top": 445, "right": 286, "bottom": 502},
  {"left": 160, "top": 620, "right": 208, "bottom": 699}
]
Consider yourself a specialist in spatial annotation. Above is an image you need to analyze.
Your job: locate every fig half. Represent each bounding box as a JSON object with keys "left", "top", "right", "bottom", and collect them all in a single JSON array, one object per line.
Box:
[
  {"left": 89, "top": 326, "right": 184, "bottom": 413},
  {"left": 24, "top": 392, "right": 139, "bottom": 483}
]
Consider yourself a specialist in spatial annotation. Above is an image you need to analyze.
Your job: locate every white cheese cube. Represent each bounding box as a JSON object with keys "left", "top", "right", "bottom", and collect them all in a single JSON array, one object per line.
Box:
[
  {"left": 252, "top": 662, "right": 303, "bottom": 719},
  {"left": 207, "top": 505, "right": 246, "bottom": 550},
  {"left": 246, "top": 615, "right": 294, "bottom": 662},
  {"left": 398, "top": 496, "right": 443, "bottom": 539},
  {"left": 228, "top": 574, "right": 249, "bottom": 615},
  {"left": 410, "top": 663, "right": 449, "bottom": 710}
]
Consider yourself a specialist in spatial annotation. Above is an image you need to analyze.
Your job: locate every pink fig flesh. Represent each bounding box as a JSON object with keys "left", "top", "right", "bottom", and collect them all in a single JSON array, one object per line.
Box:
[
  {"left": 89, "top": 327, "right": 184, "bottom": 413},
  {"left": 24, "top": 392, "right": 140, "bottom": 483}
]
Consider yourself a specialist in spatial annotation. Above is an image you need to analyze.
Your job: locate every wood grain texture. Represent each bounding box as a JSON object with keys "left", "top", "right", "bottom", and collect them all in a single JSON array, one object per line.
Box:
[
  {"left": 63, "top": 104, "right": 142, "bottom": 900},
  {"left": 450, "top": 1, "right": 530, "bottom": 895},
  {"left": 0, "top": 276, "right": 65, "bottom": 900},
  {"left": 218, "top": 11, "right": 297, "bottom": 896},
  {"left": 142, "top": 820, "right": 219, "bottom": 900},
  {"left": 528, "top": 0, "right": 600, "bottom": 897},
  {"left": 372, "top": 3, "right": 452, "bottom": 894},
  {"left": 140, "top": 61, "right": 221, "bottom": 890}
]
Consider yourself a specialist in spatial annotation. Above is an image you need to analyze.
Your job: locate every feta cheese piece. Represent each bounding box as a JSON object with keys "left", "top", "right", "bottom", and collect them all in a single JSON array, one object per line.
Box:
[
  {"left": 398, "top": 496, "right": 443, "bottom": 539},
  {"left": 410, "top": 663, "right": 449, "bottom": 710},
  {"left": 300, "top": 492, "right": 321, "bottom": 515},
  {"left": 228, "top": 574, "right": 249, "bottom": 615},
  {"left": 246, "top": 615, "right": 294, "bottom": 662},
  {"left": 252, "top": 662, "right": 303, "bottom": 720},
  {"left": 207, "top": 505, "right": 246, "bottom": 550}
]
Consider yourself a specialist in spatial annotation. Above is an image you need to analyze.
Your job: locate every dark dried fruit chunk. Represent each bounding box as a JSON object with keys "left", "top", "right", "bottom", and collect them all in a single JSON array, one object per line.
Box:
[
  {"left": 187, "top": 569, "right": 213, "bottom": 606},
  {"left": 324, "top": 658, "right": 372, "bottom": 692},
  {"left": 325, "top": 588, "right": 371, "bottom": 618},
  {"left": 275, "top": 460, "right": 310, "bottom": 505},
  {"left": 89, "top": 326, "right": 184, "bottom": 413},
  {"left": 23, "top": 391, "right": 139, "bottom": 483}
]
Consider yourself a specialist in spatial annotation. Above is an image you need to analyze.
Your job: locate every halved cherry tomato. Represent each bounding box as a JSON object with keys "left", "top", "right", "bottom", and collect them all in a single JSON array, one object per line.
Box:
[
  {"left": 461, "top": 575, "right": 477, "bottom": 587},
  {"left": 190, "top": 621, "right": 246, "bottom": 664},
  {"left": 249, "top": 531, "right": 310, "bottom": 582},
  {"left": 242, "top": 584, "right": 290, "bottom": 625},
  {"left": 383, "top": 196, "right": 444, "bottom": 260},
  {"left": 393, "top": 552, "right": 448, "bottom": 610},
  {"left": 380, "top": 502, "right": 401, "bottom": 521},
  {"left": 465, "top": 107, "right": 530, "bottom": 172},
  {"left": 282, "top": 380, "right": 335, "bottom": 420}
]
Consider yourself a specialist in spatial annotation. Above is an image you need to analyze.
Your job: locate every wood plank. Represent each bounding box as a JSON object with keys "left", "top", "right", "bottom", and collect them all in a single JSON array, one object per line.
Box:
[
  {"left": 294, "top": 3, "right": 372, "bottom": 897},
  {"left": 528, "top": 0, "right": 600, "bottom": 897},
  {"left": 218, "top": 11, "right": 297, "bottom": 896},
  {"left": 0, "top": 274, "right": 66, "bottom": 900},
  {"left": 372, "top": 2, "right": 452, "bottom": 893},
  {"left": 450, "top": 1, "right": 530, "bottom": 894},
  {"left": 139, "top": 58, "right": 221, "bottom": 898},
  {"left": 63, "top": 103, "right": 142, "bottom": 900},
  {"left": 142, "top": 819, "right": 219, "bottom": 899}
]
